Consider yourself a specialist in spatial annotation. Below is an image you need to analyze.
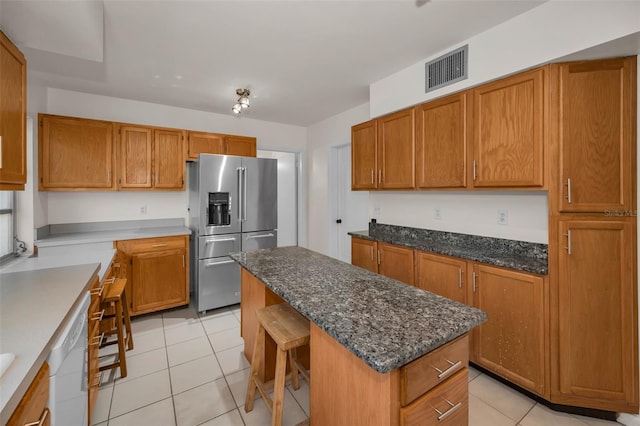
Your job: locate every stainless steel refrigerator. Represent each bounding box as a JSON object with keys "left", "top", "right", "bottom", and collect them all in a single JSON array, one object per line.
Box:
[{"left": 188, "top": 154, "right": 277, "bottom": 313}]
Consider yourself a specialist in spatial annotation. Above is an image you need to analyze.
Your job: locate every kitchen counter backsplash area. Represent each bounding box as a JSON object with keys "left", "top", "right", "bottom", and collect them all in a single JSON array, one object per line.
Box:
[{"left": 350, "top": 222, "right": 548, "bottom": 275}]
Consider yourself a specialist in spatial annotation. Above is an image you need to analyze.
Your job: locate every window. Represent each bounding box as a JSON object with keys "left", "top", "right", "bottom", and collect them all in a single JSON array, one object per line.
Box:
[{"left": 0, "top": 191, "right": 14, "bottom": 262}]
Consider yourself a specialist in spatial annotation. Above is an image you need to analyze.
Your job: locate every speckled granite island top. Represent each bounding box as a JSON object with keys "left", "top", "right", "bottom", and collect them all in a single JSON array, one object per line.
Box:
[
  {"left": 231, "top": 246, "right": 487, "bottom": 374},
  {"left": 350, "top": 223, "right": 548, "bottom": 275}
]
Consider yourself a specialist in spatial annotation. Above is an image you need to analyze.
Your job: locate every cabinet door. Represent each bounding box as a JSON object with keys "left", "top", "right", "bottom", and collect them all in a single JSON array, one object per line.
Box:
[
  {"left": 556, "top": 219, "right": 637, "bottom": 412},
  {"left": 132, "top": 248, "right": 187, "bottom": 315},
  {"left": 225, "top": 135, "right": 256, "bottom": 157},
  {"left": 351, "top": 237, "right": 377, "bottom": 273},
  {"left": 555, "top": 57, "right": 635, "bottom": 213},
  {"left": 471, "top": 67, "right": 545, "bottom": 188},
  {"left": 351, "top": 120, "right": 377, "bottom": 190},
  {"left": 378, "top": 242, "right": 414, "bottom": 285},
  {"left": 415, "top": 93, "right": 467, "bottom": 189},
  {"left": 154, "top": 129, "right": 185, "bottom": 189},
  {"left": 378, "top": 109, "right": 415, "bottom": 189},
  {"left": 472, "top": 264, "right": 545, "bottom": 396},
  {"left": 39, "top": 115, "right": 115, "bottom": 190},
  {"left": 0, "top": 31, "right": 26, "bottom": 190},
  {"left": 415, "top": 252, "right": 466, "bottom": 304},
  {"left": 118, "top": 125, "right": 152, "bottom": 189},
  {"left": 187, "top": 132, "right": 225, "bottom": 160}
]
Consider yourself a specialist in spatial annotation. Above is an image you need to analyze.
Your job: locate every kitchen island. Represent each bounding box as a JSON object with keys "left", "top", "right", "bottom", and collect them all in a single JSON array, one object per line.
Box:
[{"left": 231, "top": 246, "right": 487, "bottom": 425}]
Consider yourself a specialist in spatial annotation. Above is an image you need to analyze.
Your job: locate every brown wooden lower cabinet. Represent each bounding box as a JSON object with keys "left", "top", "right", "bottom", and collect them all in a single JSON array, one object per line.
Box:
[
  {"left": 241, "top": 267, "right": 470, "bottom": 425},
  {"left": 415, "top": 251, "right": 467, "bottom": 304},
  {"left": 351, "top": 237, "right": 377, "bottom": 272},
  {"left": 7, "top": 361, "right": 50, "bottom": 426},
  {"left": 378, "top": 242, "right": 414, "bottom": 285},
  {"left": 115, "top": 235, "right": 189, "bottom": 316}
]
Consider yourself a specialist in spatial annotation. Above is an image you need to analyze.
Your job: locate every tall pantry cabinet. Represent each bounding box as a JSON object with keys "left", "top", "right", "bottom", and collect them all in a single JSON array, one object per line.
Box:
[{"left": 548, "top": 56, "right": 638, "bottom": 413}]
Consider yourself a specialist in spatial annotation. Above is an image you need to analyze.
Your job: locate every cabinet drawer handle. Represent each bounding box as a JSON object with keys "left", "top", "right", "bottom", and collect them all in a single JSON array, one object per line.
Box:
[
  {"left": 564, "top": 178, "right": 572, "bottom": 204},
  {"left": 433, "top": 359, "right": 462, "bottom": 379},
  {"left": 90, "top": 333, "right": 104, "bottom": 347},
  {"left": 435, "top": 399, "right": 462, "bottom": 421},
  {"left": 370, "top": 169, "right": 374, "bottom": 184},
  {"left": 24, "top": 407, "right": 49, "bottom": 426},
  {"left": 458, "top": 268, "right": 463, "bottom": 289},
  {"left": 151, "top": 243, "right": 168, "bottom": 247},
  {"left": 91, "top": 309, "right": 105, "bottom": 322}
]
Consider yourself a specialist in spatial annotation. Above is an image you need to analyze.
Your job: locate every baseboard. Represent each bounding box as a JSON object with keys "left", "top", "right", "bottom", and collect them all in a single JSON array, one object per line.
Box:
[{"left": 619, "top": 413, "right": 640, "bottom": 426}]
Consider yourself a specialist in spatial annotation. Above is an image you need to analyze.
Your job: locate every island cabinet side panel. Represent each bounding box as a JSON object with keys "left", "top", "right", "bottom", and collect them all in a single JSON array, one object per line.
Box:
[{"left": 310, "top": 323, "right": 401, "bottom": 426}]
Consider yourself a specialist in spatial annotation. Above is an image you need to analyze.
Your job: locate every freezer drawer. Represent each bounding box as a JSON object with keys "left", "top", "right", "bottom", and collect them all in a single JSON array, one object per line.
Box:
[
  {"left": 198, "top": 234, "right": 241, "bottom": 259},
  {"left": 197, "top": 256, "right": 240, "bottom": 312},
  {"left": 242, "top": 230, "right": 278, "bottom": 252}
]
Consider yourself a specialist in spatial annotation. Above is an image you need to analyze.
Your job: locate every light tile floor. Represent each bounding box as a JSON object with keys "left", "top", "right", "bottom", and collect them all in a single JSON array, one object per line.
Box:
[{"left": 92, "top": 304, "right": 623, "bottom": 426}]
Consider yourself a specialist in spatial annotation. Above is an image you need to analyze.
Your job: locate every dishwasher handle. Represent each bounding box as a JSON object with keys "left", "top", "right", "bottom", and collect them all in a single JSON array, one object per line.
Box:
[{"left": 204, "top": 259, "right": 236, "bottom": 268}]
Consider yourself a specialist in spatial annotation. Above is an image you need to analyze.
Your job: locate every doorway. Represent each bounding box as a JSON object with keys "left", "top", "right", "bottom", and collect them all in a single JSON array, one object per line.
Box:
[
  {"left": 330, "top": 144, "right": 369, "bottom": 262},
  {"left": 257, "top": 150, "right": 299, "bottom": 247}
]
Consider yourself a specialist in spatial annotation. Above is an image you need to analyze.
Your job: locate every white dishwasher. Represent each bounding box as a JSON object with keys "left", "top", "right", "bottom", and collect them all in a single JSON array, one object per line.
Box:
[{"left": 47, "top": 291, "right": 90, "bottom": 426}]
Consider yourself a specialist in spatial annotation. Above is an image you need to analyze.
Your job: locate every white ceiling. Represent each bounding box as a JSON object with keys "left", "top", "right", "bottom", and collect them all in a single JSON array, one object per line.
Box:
[{"left": 1, "top": 0, "right": 547, "bottom": 126}]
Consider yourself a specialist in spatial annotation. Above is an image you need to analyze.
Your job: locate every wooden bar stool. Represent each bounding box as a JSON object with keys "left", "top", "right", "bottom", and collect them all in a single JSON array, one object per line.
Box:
[
  {"left": 99, "top": 278, "right": 134, "bottom": 378},
  {"left": 245, "top": 303, "right": 310, "bottom": 426}
]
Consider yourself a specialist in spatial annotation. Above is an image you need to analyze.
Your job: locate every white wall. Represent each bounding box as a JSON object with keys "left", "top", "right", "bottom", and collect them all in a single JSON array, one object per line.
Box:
[
  {"left": 306, "top": 102, "right": 369, "bottom": 255},
  {"left": 41, "top": 88, "right": 307, "bottom": 228},
  {"left": 366, "top": 0, "right": 640, "bottom": 244}
]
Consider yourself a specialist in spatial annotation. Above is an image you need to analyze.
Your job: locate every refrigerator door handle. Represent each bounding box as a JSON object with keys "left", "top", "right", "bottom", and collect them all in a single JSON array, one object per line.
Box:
[
  {"left": 243, "top": 167, "right": 248, "bottom": 222},
  {"left": 204, "top": 237, "right": 238, "bottom": 243},
  {"left": 246, "top": 233, "right": 275, "bottom": 239},
  {"left": 204, "top": 259, "right": 236, "bottom": 268},
  {"left": 237, "top": 167, "right": 243, "bottom": 222}
]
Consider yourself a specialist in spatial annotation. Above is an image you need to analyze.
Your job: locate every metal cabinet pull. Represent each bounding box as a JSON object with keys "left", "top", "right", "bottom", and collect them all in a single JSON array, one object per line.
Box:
[
  {"left": 377, "top": 250, "right": 381, "bottom": 265},
  {"left": 458, "top": 268, "right": 463, "bottom": 288},
  {"left": 564, "top": 178, "right": 572, "bottom": 204},
  {"left": 151, "top": 243, "right": 168, "bottom": 247},
  {"left": 378, "top": 169, "right": 382, "bottom": 185},
  {"left": 0, "top": 135, "right": 3, "bottom": 169},
  {"left": 24, "top": 407, "right": 49, "bottom": 426},
  {"left": 182, "top": 255, "right": 185, "bottom": 267},
  {"left": 91, "top": 309, "right": 105, "bottom": 322},
  {"left": 370, "top": 246, "right": 374, "bottom": 261},
  {"left": 472, "top": 160, "right": 477, "bottom": 181},
  {"left": 565, "top": 230, "right": 572, "bottom": 255},
  {"left": 370, "top": 169, "right": 374, "bottom": 184},
  {"left": 433, "top": 359, "right": 462, "bottom": 379},
  {"left": 472, "top": 272, "right": 477, "bottom": 292},
  {"left": 435, "top": 399, "right": 462, "bottom": 421},
  {"left": 90, "top": 333, "right": 104, "bottom": 347}
]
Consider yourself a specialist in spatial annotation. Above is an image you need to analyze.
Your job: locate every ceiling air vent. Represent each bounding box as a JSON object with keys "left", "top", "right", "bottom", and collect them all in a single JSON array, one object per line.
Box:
[{"left": 425, "top": 45, "right": 468, "bottom": 93}]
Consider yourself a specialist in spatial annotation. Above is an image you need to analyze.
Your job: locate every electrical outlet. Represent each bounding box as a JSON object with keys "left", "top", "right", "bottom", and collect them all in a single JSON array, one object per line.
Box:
[
  {"left": 140, "top": 205, "right": 147, "bottom": 214},
  {"left": 433, "top": 208, "right": 442, "bottom": 220},
  {"left": 373, "top": 207, "right": 381, "bottom": 216},
  {"left": 497, "top": 209, "right": 508, "bottom": 225}
]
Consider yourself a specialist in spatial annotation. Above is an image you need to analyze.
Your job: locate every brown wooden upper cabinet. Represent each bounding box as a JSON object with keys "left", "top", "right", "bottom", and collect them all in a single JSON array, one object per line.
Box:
[
  {"left": 552, "top": 57, "right": 636, "bottom": 213},
  {"left": 351, "top": 120, "right": 378, "bottom": 190},
  {"left": 39, "top": 114, "right": 116, "bottom": 190},
  {"left": 415, "top": 92, "right": 467, "bottom": 189},
  {"left": 377, "top": 109, "right": 415, "bottom": 189},
  {"left": 117, "top": 125, "right": 186, "bottom": 190},
  {"left": 187, "top": 131, "right": 256, "bottom": 160},
  {"left": 0, "top": 31, "right": 27, "bottom": 191},
  {"left": 470, "top": 67, "right": 545, "bottom": 188}
]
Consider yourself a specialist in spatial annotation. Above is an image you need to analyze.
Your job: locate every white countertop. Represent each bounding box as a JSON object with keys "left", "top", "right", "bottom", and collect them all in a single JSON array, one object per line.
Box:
[
  {"left": 0, "top": 263, "right": 101, "bottom": 422},
  {"left": 36, "top": 225, "right": 191, "bottom": 248}
]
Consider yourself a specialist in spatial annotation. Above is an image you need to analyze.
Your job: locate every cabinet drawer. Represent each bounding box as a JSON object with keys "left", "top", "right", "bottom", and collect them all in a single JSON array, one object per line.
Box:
[
  {"left": 400, "top": 368, "right": 468, "bottom": 426},
  {"left": 7, "top": 362, "right": 50, "bottom": 426},
  {"left": 400, "top": 334, "right": 468, "bottom": 406},
  {"left": 128, "top": 236, "right": 186, "bottom": 253}
]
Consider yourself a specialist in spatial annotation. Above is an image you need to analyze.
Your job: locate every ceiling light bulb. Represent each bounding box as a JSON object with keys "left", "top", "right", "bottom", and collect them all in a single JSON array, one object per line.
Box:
[
  {"left": 232, "top": 103, "right": 242, "bottom": 114},
  {"left": 239, "top": 96, "right": 250, "bottom": 108}
]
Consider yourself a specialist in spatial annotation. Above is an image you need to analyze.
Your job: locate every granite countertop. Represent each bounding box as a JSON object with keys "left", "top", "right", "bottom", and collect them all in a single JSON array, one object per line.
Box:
[
  {"left": 350, "top": 223, "right": 548, "bottom": 275},
  {"left": 0, "top": 263, "right": 103, "bottom": 422},
  {"left": 231, "top": 246, "right": 487, "bottom": 374}
]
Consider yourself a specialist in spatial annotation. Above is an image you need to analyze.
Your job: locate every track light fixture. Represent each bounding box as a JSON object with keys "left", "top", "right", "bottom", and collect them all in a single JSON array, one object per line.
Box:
[{"left": 232, "top": 88, "right": 250, "bottom": 115}]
